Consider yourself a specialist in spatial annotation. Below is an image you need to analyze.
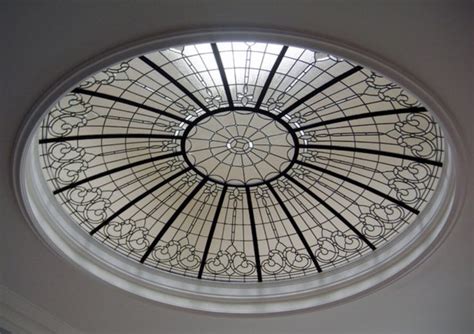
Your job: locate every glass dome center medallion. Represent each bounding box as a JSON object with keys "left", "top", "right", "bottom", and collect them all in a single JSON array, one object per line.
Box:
[{"left": 183, "top": 109, "right": 297, "bottom": 187}]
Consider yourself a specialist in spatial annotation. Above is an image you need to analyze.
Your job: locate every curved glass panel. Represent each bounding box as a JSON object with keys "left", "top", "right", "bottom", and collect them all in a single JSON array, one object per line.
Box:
[{"left": 37, "top": 41, "right": 444, "bottom": 282}]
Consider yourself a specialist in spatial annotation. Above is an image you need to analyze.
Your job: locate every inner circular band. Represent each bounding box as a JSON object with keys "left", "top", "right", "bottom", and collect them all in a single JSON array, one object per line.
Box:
[{"left": 181, "top": 108, "right": 299, "bottom": 187}]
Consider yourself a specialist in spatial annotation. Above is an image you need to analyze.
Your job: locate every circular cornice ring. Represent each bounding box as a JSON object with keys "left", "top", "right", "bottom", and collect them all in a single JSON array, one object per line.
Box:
[{"left": 12, "top": 28, "right": 467, "bottom": 314}]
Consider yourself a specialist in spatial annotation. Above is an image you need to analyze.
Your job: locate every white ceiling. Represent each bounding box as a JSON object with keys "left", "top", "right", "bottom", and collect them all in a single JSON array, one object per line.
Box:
[{"left": 1, "top": 1, "right": 472, "bottom": 333}]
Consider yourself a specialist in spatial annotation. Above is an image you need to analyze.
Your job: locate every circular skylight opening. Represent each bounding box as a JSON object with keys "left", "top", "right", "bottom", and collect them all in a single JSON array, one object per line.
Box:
[{"left": 15, "top": 32, "right": 461, "bottom": 313}]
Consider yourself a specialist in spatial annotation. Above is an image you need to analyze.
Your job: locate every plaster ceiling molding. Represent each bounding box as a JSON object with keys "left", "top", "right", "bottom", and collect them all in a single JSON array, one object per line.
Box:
[
  {"left": 0, "top": 286, "right": 83, "bottom": 334},
  {"left": 13, "top": 30, "right": 465, "bottom": 314}
]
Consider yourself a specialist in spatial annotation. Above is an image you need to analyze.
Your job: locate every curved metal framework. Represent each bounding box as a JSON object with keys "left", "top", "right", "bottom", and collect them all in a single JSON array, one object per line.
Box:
[{"left": 37, "top": 41, "right": 444, "bottom": 282}]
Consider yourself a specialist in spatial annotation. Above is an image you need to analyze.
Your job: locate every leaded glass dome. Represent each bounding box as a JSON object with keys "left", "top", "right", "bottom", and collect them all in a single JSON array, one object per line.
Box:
[{"left": 36, "top": 41, "right": 444, "bottom": 283}]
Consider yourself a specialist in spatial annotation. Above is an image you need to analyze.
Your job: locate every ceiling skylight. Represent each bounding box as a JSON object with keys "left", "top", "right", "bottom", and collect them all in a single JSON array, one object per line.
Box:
[{"left": 36, "top": 41, "right": 444, "bottom": 284}]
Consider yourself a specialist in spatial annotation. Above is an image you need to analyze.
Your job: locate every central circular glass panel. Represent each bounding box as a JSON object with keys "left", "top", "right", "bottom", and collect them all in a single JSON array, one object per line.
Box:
[{"left": 183, "top": 110, "right": 296, "bottom": 186}]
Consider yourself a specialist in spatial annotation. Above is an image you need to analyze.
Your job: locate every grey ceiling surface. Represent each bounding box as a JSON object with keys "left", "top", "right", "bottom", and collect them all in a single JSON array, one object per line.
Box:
[{"left": 0, "top": 1, "right": 472, "bottom": 334}]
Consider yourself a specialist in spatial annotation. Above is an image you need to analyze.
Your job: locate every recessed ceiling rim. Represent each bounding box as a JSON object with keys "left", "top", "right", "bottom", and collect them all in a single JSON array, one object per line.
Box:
[{"left": 11, "top": 28, "right": 467, "bottom": 314}]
